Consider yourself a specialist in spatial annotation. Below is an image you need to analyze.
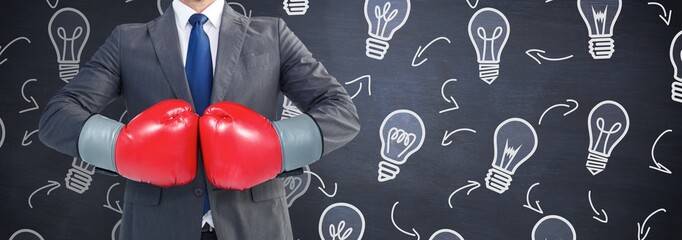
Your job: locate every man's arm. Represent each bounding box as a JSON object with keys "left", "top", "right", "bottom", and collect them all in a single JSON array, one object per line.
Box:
[
  {"left": 39, "top": 26, "right": 122, "bottom": 158},
  {"left": 276, "top": 18, "right": 361, "bottom": 163}
]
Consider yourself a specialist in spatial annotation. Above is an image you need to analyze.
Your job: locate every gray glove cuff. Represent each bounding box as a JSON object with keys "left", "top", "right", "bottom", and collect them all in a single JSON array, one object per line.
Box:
[
  {"left": 77, "top": 114, "right": 123, "bottom": 172},
  {"left": 272, "top": 114, "right": 323, "bottom": 171}
]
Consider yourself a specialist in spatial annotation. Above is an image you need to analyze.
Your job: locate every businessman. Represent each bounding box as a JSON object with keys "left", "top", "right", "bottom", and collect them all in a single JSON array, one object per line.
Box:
[{"left": 38, "top": 0, "right": 360, "bottom": 239}]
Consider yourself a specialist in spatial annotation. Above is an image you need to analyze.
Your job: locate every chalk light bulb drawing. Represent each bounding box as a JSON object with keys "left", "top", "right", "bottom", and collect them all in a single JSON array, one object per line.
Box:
[
  {"left": 283, "top": 0, "right": 310, "bottom": 16},
  {"left": 669, "top": 30, "right": 682, "bottom": 103},
  {"left": 319, "top": 202, "right": 365, "bottom": 240},
  {"left": 65, "top": 157, "right": 96, "bottom": 194},
  {"left": 468, "top": 7, "right": 510, "bottom": 85},
  {"left": 378, "top": 109, "right": 425, "bottom": 182},
  {"left": 586, "top": 100, "right": 629, "bottom": 175},
  {"left": 577, "top": 0, "right": 622, "bottom": 59},
  {"left": 48, "top": 7, "right": 90, "bottom": 83},
  {"left": 364, "top": 0, "right": 411, "bottom": 60},
  {"left": 485, "top": 118, "right": 537, "bottom": 194}
]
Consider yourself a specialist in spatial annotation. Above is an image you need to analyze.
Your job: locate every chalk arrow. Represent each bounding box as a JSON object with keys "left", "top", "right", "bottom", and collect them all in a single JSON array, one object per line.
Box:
[
  {"left": 650, "top": 129, "right": 672, "bottom": 174},
  {"left": 525, "top": 49, "right": 573, "bottom": 65},
  {"left": 538, "top": 99, "right": 578, "bottom": 125},
  {"left": 439, "top": 79, "right": 459, "bottom": 114},
  {"left": 448, "top": 180, "right": 480, "bottom": 208},
  {"left": 304, "top": 170, "right": 337, "bottom": 197},
  {"left": 28, "top": 180, "right": 60, "bottom": 208},
  {"left": 104, "top": 183, "right": 122, "bottom": 214},
  {"left": 344, "top": 75, "right": 371, "bottom": 99},
  {"left": 412, "top": 37, "right": 451, "bottom": 67},
  {"left": 22, "top": 129, "right": 39, "bottom": 146},
  {"left": 522, "top": 182, "right": 543, "bottom": 214},
  {"left": 45, "top": 0, "right": 59, "bottom": 8},
  {"left": 588, "top": 190, "right": 609, "bottom": 223},
  {"left": 648, "top": 2, "right": 672, "bottom": 26},
  {"left": 466, "top": 0, "right": 479, "bottom": 8},
  {"left": 19, "top": 79, "right": 39, "bottom": 114},
  {"left": 0, "top": 37, "right": 31, "bottom": 66},
  {"left": 637, "top": 208, "right": 666, "bottom": 240},
  {"left": 391, "top": 202, "right": 421, "bottom": 240},
  {"left": 442, "top": 128, "right": 476, "bottom": 146}
]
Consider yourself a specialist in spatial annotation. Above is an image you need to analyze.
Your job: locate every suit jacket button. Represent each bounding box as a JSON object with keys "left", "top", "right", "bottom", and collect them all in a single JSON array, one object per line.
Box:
[{"left": 194, "top": 188, "right": 204, "bottom": 197}]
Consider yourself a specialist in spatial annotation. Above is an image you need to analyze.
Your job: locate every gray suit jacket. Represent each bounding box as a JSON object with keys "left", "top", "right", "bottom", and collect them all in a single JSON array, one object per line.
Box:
[{"left": 38, "top": 4, "right": 360, "bottom": 240}]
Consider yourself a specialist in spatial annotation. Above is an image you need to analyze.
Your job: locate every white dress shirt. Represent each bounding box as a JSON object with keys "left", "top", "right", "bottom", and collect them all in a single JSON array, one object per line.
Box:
[
  {"left": 172, "top": 0, "right": 225, "bottom": 229},
  {"left": 173, "top": 0, "right": 224, "bottom": 74}
]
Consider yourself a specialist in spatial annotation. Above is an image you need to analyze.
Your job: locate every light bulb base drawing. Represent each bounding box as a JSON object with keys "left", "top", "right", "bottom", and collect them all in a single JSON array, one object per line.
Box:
[
  {"left": 59, "top": 63, "right": 79, "bottom": 83},
  {"left": 366, "top": 37, "right": 390, "bottom": 60},
  {"left": 586, "top": 152, "right": 609, "bottom": 175},
  {"left": 65, "top": 158, "right": 96, "bottom": 194},
  {"left": 672, "top": 81, "right": 682, "bottom": 103},
  {"left": 283, "top": 0, "right": 309, "bottom": 15},
  {"left": 485, "top": 167, "right": 512, "bottom": 194},
  {"left": 479, "top": 63, "right": 499, "bottom": 84},
  {"left": 378, "top": 160, "right": 400, "bottom": 182},
  {"left": 588, "top": 37, "right": 615, "bottom": 59}
]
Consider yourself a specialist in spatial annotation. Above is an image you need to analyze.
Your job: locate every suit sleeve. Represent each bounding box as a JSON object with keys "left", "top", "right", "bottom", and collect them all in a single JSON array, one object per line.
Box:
[
  {"left": 276, "top": 18, "right": 360, "bottom": 156},
  {"left": 39, "top": 26, "right": 122, "bottom": 157}
]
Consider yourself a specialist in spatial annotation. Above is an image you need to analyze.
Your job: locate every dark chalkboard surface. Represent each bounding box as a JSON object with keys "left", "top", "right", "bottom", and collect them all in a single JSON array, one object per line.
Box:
[{"left": 2, "top": 0, "right": 682, "bottom": 239}]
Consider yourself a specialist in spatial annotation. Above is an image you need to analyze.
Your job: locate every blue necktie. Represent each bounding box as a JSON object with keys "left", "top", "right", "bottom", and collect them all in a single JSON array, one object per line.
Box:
[{"left": 186, "top": 13, "right": 212, "bottom": 215}]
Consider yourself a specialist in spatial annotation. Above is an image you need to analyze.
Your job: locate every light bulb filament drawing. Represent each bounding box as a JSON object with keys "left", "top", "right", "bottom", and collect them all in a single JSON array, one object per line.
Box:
[
  {"left": 477, "top": 26, "right": 503, "bottom": 62},
  {"left": 592, "top": 118, "right": 622, "bottom": 153},
  {"left": 329, "top": 220, "right": 353, "bottom": 240},
  {"left": 501, "top": 140, "right": 522, "bottom": 170},
  {"left": 386, "top": 127, "right": 416, "bottom": 158},
  {"left": 591, "top": 6, "right": 609, "bottom": 36},
  {"left": 56, "top": 26, "right": 83, "bottom": 63},
  {"left": 373, "top": 3, "right": 399, "bottom": 39}
]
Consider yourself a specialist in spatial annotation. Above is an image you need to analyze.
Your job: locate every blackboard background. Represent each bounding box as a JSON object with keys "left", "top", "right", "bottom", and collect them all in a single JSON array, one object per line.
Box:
[{"left": 1, "top": 0, "right": 682, "bottom": 239}]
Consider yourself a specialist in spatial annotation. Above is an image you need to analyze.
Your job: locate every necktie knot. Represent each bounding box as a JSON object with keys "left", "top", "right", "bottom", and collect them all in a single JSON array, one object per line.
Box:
[{"left": 189, "top": 13, "right": 209, "bottom": 26}]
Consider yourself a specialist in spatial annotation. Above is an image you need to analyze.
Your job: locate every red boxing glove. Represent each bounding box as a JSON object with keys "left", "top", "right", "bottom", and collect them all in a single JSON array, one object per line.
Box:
[
  {"left": 114, "top": 100, "right": 199, "bottom": 187},
  {"left": 200, "top": 102, "right": 283, "bottom": 190}
]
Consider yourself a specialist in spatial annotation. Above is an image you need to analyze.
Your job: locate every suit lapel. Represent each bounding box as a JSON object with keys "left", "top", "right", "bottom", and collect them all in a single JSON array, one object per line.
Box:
[
  {"left": 148, "top": 7, "right": 195, "bottom": 108},
  {"left": 211, "top": 4, "right": 250, "bottom": 103}
]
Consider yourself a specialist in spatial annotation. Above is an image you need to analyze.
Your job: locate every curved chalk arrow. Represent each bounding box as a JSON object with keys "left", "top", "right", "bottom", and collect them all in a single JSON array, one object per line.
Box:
[
  {"left": 391, "top": 201, "right": 420, "bottom": 240},
  {"left": 522, "top": 182, "right": 543, "bottom": 214},
  {"left": 304, "top": 170, "right": 337, "bottom": 197},
  {"left": 0, "top": 117, "right": 5, "bottom": 150},
  {"left": 344, "top": 75, "right": 371, "bottom": 99},
  {"left": 650, "top": 129, "right": 672, "bottom": 174},
  {"left": 46, "top": 0, "right": 59, "bottom": 8},
  {"left": 588, "top": 190, "right": 608, "bottom": 223},
  {"left": 19, "top": 79, "right": 39, "bottom": 114},
  {"left": 525, "top": 49, "right": 574, "bottom": 65},
  {"left": 466, "top": 0, "right": 479, "bottom": 8},
  {"left": 448, "top": 180, "right": 480, "bottom": 208},
  {"left": 0, "top": 37, "right": 31, "bottom": 66},
  {"left": 538, "top": 99, "right": 579, "bottom": 125},
  {"left": 10, "top": 229, "right": 45, "bottom": 240},
  {"left": 104, "top": 183, "right": 122, "bottom": 214},
  {"left": 112, "top": 219, "right": 122, "bottom": 240},
  {"left": 412, "top": 37, "right": 451, "bottom": 67},
  {"left": 22, "top": 129, "right": 39, "bottom": 146},
  {"left": 638, "top": 208, "right": 666, "bottom": 240},
  {"left": 442, "top": 128, "right": 476, "bottom": 146},
  {"left": 28, "top": 180, "right": 60, "bottom": 208},
  {"left": 439, "top": 79, "right": 460, "bottom": 114},
  {"left": 647, "top": 2, "right": 672, "bottom": 26}
]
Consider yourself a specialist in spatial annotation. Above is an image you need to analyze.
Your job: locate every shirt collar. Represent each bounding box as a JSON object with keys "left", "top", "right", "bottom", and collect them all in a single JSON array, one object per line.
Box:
[{"left": 173, "top": 0, "right": 224, "bottom": 29}]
